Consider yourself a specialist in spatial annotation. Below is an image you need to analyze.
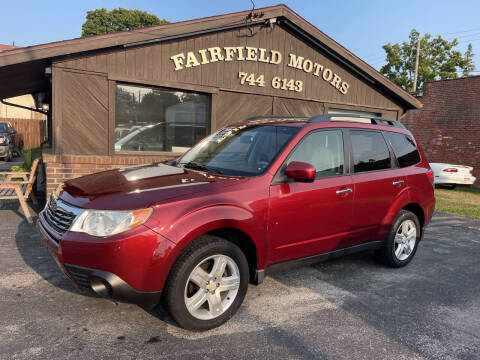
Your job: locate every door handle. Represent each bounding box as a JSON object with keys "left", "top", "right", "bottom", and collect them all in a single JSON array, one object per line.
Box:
[
  {"left": 392, "top": 180, "right": 405, "bottom": 186},
  {"left": 336, "top": 188, "right": 353, "bottom": 195}
]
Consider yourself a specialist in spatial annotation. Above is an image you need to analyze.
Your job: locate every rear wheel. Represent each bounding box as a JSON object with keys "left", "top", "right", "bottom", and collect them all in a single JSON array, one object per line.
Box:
[
  {"left": 165, "top": 235, "right": 249, "bottom": 331},
  {"left": 377, "top": 210, "right": 421, "bottom": 267}
]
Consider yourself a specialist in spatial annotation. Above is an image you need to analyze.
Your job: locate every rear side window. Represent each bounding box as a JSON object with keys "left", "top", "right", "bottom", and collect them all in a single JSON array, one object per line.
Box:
[
  {"left": 350, "top": 130, "right": 391, "bottom": 173},
  {"left": 385, "top": 132, "right": 421, "bottom": 168}
]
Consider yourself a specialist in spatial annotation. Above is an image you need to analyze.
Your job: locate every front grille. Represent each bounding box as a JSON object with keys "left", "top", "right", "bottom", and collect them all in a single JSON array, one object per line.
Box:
[{"left": 43, "top": 197, "right": 81, "bottom": 235}]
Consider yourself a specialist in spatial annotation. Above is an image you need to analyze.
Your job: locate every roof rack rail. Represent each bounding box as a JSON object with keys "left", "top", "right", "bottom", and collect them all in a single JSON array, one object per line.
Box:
[
  {"left": 307, "top": 113, "right": 406, "bottom": 129},
  {"left": 240, "top": 115, "right": 308, "bottom": 122}
]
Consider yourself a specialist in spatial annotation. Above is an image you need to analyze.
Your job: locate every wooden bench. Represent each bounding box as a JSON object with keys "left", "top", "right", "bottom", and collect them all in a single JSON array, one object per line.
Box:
[{"left": 0, "top": 158, "right": 40, "bottom": 223}]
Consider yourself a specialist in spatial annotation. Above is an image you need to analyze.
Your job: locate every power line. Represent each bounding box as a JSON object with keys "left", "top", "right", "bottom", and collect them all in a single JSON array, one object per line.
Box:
[
  {"left": 458, "top": 38, "right": 480, "bottom": 44},
  {"left": 444, "top": 32, "right": 480, "bottom": 41},
  {"left": 359, "top": 27, "right": 480, "bottom": 62},
  {"left": 439, "top": 27, "right": 480, "bottom": 36},
  {"left": 362, "top": 55, "right": 385, "bottom": 62}
]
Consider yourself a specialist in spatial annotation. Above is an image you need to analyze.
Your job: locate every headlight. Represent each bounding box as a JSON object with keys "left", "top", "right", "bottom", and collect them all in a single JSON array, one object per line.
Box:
[
  {"left": 70, "top": 208, "right": 152, "bottom": 237},
  {"left": 0, "top": 136, "right": 7, "bottom": 144}
]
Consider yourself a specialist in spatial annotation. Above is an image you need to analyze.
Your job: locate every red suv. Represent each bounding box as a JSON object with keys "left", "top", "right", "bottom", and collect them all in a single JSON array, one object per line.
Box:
[{"left": 37, "top": 114, "right": 435, "bottom": 331}]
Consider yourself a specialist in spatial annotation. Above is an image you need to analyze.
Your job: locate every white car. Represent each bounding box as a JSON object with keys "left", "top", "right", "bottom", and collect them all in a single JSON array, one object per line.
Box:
[{"left": 429, "top": 163, "right": 476, "bottom": 188}]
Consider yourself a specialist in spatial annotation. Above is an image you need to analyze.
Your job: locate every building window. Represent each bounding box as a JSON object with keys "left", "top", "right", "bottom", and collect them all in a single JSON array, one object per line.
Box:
[{"left": 114, "top": 84, "right": 209, "bottom": 153}]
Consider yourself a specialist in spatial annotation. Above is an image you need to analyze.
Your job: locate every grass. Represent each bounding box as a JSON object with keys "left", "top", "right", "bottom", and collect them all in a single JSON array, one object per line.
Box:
[{"left": 434, "top": 186, "right": 480, "bottom": 219}]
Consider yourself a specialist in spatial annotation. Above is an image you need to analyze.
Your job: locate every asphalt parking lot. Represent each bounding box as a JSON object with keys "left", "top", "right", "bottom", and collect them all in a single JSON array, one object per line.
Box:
[{"left": 1, "top": 200, "right": 479, "bottom": 360}]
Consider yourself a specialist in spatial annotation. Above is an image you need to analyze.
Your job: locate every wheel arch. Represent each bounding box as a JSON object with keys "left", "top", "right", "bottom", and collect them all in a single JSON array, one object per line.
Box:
[
  {"left": 206, "top": 227, "right": 259, "bottom": 283},
  {"left": 402, "top": 202, "right": 425, "bottom": 228}
]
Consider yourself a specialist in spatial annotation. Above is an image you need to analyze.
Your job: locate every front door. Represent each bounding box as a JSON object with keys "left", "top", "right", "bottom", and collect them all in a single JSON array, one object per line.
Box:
[{"left": 268, "top": 129, "right": 354, "bottom": 264}]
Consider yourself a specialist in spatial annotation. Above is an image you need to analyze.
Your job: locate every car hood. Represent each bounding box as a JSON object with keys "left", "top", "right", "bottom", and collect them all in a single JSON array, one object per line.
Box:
[{"left": 58, "top": 163, "right": 244, "bottom": 210}]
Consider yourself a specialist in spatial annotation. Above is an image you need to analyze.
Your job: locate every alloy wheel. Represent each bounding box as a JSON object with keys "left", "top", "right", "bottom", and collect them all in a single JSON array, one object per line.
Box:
[
  {"left": 184, "top": 254, "right": 240, "bottom": 320},
  {"left": 394, "top": 219, "right": 417, "bottom": 261}
]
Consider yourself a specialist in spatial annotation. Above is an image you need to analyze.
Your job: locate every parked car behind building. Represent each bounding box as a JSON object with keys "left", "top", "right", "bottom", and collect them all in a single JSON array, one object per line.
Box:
[
  {"left": 429, "top": 163, "right": 476, "bottom": 188},
  {"left": 0, "top": 121, "right": 17, "bottom": 161}
]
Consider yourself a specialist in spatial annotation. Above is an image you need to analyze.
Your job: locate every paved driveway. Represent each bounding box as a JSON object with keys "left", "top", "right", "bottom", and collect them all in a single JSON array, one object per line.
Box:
[
  {"left": 1, "top": 201, "right": 479, "bottom": 360},
  {"left": 0, "top": 156, "right": 23, "bottom": 171}
]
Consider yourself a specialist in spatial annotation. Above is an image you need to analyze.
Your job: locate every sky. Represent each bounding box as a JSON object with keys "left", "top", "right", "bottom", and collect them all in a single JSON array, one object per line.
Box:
[{"left": 1, "top": 0, "right": 480, "bottom": 73}]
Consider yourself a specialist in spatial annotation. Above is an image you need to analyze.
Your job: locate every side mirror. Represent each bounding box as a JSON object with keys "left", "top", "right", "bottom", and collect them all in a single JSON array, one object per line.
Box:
[{"left": 285, "top": 161, "right": 316, "bottom": 182}]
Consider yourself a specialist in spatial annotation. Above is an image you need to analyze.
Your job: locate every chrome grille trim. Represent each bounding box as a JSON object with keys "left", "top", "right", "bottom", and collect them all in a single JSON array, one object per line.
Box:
[{"left": 43, "top": 197, "right": 83, "bottom": 235}]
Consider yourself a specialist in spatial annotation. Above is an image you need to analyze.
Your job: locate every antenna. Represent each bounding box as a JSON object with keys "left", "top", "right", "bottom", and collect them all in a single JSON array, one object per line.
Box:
[{"left": 245, "top": 0, "right": 256, "bottom": 36}]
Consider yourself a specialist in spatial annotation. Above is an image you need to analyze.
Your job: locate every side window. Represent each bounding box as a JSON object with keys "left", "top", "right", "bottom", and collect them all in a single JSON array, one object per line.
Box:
[
  {"left": 385, "top": 132, "right": 421, "bottom": 168},
  {"left": 287, "top": 130, "right": 344, "bottom": 178},
  {"left": 350, "top": 130, "right": 391, "bottom": 173}
]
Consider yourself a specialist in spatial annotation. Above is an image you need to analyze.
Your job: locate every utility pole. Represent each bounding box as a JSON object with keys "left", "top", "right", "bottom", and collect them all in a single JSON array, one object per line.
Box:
[{"left": 413, "top": 38, "right": 421, "bottom": 93}]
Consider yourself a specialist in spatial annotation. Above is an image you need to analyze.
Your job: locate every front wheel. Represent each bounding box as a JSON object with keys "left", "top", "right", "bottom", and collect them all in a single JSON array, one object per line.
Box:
[
  {"left": 165, "top": 235, "right": 249, "bottom": 331},
  {"left": 377, "top": 210, "right": 421, "bottom": 267}
]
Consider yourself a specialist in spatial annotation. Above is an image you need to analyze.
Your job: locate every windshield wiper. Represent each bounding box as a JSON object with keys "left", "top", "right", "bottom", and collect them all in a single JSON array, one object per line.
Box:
[{"left": 181, "top": 162, "right": 223, "bottom": 174}]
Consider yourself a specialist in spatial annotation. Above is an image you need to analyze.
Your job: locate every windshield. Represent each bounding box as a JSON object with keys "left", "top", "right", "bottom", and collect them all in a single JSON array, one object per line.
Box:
[
  {"left": 178, "top": 125, "right": 299, "bottom": 176},
  {"left": 0, "top": 123, "right": 7, "bottom": 133}
]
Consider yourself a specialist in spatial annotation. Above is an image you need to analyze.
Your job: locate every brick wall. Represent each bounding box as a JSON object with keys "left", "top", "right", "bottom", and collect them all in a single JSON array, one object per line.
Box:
[
  {"left": 402, "top": 76, "right": 480, "bottom": 187},
  {"left": 43, "top": 153, "right": 175, "bottom": 195}
]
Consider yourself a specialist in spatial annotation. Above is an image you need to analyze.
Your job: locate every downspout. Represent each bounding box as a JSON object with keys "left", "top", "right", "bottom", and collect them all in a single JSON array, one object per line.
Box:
[
  {"left": 0, "top": 99, "right": 49, "bottom": 116},
  {"left": 1, "top": 98, "right": 50, "bottom": 147}
]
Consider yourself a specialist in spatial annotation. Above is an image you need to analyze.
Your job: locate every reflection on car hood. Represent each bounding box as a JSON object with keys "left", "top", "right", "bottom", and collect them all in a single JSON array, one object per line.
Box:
[{"left": 58, "top": 163, "right": 243, "bottom": 210}]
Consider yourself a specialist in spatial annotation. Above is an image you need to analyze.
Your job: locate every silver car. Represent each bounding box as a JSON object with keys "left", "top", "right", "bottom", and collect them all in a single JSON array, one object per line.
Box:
[{"left": 0, "top": 122, "right": 17, "bottom": 162}]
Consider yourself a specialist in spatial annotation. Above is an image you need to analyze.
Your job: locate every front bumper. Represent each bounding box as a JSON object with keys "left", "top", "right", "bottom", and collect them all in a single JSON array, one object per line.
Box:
[
  {"left": 36, "top": 217, "right": 163, "bottom": 306},
  {"left": 434, "top": 174, "right": 476, "bottom": 185},
  {"left": 64, "top": 263, "right": 162, "bottom": 305}
]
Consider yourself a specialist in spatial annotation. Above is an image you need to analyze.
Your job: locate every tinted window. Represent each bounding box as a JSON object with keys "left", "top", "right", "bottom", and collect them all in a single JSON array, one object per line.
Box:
[
  {"left": 386, "top": 132, "right": 421, "bottom": 168},
  {"left": 115, "top": 84, "right": 209, "bottom": 153},
  {"left": 179, "top": 125, "right": 299, "bottom": 176},
  {"left": 350, "top": 130, "right": 391, "bottom": 172},
  {"left": 287, "top": 130, "right": 344, "bottom": 178},
  {"left": 0, "top": 123, "right": 7, "bottom": 132}
]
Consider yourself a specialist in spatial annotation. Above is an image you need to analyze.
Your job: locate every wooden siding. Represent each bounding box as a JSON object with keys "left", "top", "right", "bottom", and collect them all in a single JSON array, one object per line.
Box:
[
  {"left": 273, "top": 97, "right": 325, "bottom": 117},
  {"left": 52, "top": 23, "right": 405, "bottom": 155},
  {"left": 54, "top": 24, "right": 402, "bottom": 111},
  {"left": 53, "top": 69, "right": 109, "bottom": 155},
  {"left": 215, "top": 91, "right": 273, "bottom": 129}
]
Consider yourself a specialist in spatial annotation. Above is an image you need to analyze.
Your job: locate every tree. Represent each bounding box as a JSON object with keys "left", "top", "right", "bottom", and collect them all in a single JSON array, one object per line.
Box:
[
  {"left": 81, "top": 8, "right": 169, "bottom": 37},
  {"left": 380, "top": 29, "right": 475, "bottom": 92},
  {"left": 463, "top": 44, "right": 475, "bottom": 76}
]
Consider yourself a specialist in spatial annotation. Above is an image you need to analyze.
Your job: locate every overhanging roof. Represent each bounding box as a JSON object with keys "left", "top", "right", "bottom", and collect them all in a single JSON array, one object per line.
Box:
[{"left": 0, "top": 4, "right": 421, "bottom": 109}]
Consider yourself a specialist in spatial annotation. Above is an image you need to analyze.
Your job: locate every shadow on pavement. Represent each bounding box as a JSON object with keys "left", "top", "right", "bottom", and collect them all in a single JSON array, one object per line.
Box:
[
  {"left": 12, "top": 200, "right": 96, "bottom": 299},
  {"left": 270, "top": 221, "right": 480, "bottom": 359}
]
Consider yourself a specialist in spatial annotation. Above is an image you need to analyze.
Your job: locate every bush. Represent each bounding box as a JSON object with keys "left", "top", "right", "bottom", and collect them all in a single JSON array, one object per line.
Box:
[
  {"left": 7, "top": 165, "right": 29, "bottom": 181},
  {"left": 17, "top": 148, "right": 42, "bottom": 170}
]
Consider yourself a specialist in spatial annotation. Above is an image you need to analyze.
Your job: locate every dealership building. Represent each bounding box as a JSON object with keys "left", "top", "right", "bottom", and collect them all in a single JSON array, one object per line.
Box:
[{"left": 0, "top": 5, "right": 421, "bottom": 194}]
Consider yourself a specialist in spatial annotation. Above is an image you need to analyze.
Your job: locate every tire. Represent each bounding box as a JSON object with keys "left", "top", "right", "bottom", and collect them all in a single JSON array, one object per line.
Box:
[
  {"left": 377, "top": 210, "right": 421, "bottom": 268},
  {"left": 165, "top": 235, "right": 249, "bottom": 331}
]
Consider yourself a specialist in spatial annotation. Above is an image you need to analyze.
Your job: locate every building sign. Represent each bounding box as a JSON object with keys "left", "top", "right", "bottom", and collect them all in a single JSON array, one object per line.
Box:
[{"left": 170, "top": 46, "right": 350, "bottom": 95}]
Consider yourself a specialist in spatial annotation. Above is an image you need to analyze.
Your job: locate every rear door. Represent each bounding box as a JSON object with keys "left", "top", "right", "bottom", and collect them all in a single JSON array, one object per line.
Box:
[
  {"left": 348, "top": 129, "right": 406, "bottom": 244},
  {"left": 268, "top": 129, "right": 354, "bottom": 264}
]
